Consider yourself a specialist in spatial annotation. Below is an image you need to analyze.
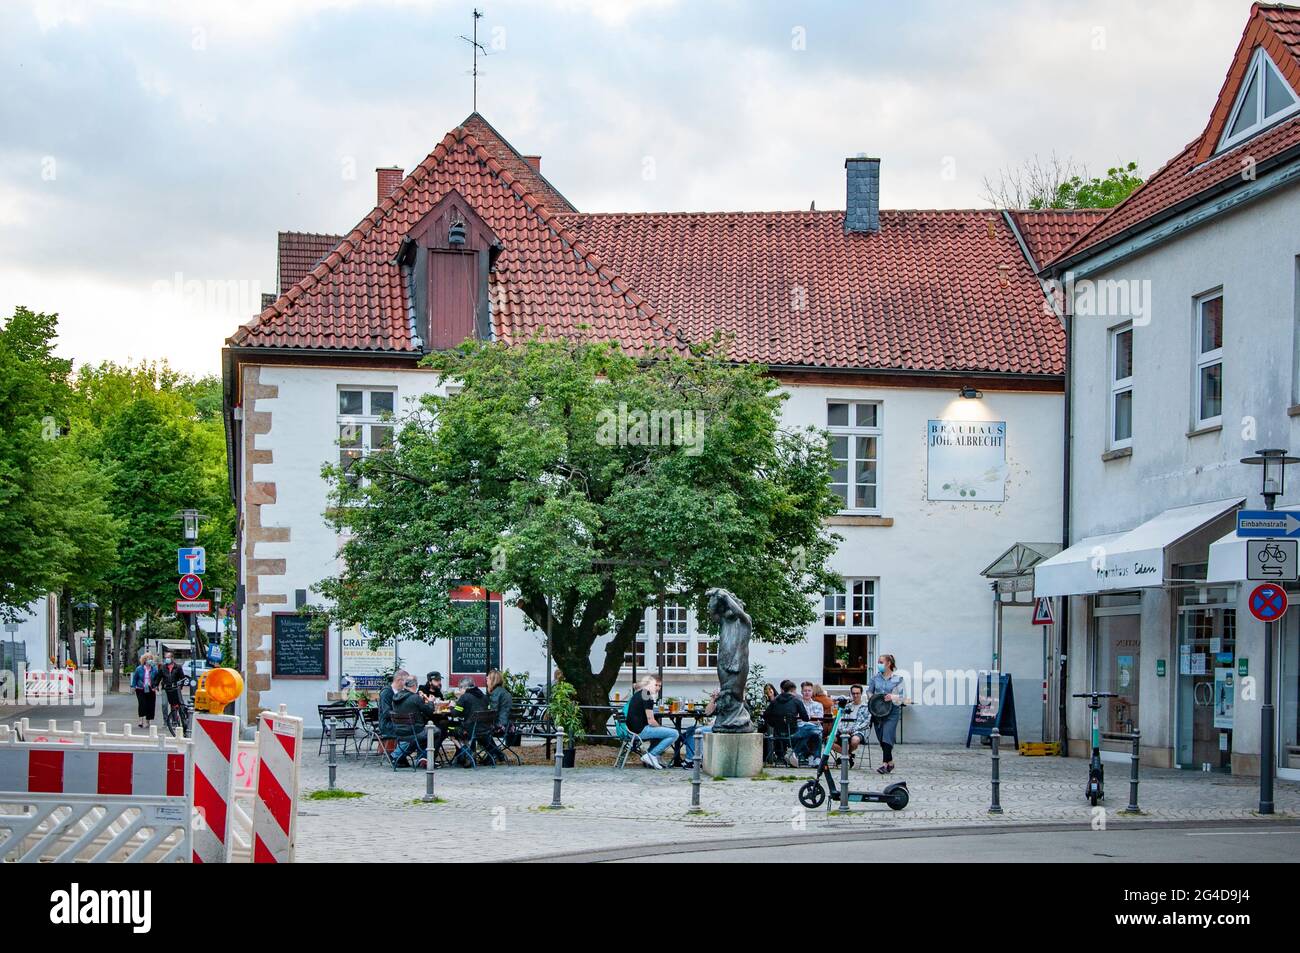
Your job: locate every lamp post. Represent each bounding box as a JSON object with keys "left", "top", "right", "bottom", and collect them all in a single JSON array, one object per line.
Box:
[{"left": 1240, "top": 448, "right": 1298, "bottom": 814}]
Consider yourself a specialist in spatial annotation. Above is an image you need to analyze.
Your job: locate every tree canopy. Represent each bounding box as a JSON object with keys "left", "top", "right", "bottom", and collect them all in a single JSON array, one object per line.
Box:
[
  {"left": 315, "top": 339, "right": 841, "bottom": 713},
  {"left": 983, "top": 154, "right": 1143, "bottom": 210}
]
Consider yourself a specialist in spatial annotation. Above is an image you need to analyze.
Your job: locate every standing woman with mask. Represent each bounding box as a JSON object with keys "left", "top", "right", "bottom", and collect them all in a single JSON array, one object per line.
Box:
[{"left": 868, "top": 654, "right": 905, "bottom": 774}]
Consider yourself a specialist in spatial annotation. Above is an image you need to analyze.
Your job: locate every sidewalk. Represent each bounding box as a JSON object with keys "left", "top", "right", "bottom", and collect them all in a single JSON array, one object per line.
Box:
[{"left": 293, "top": 743, "right": 1300, "bottom": 862}]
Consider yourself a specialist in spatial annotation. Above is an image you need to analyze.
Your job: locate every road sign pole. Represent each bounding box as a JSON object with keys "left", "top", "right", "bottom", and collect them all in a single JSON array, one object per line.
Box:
[{"left": 1261, "top": 617, "right": 1276, "bottom": 815}]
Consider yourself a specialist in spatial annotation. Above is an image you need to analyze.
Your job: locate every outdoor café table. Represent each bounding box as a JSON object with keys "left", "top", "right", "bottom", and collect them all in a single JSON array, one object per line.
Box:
[{"left": 654, "top": 707, "right": 712, "bottom": 767}]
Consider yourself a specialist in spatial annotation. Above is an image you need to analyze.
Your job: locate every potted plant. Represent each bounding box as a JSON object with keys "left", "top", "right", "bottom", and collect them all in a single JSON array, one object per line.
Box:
[
  {"left": 346, "top": 688, "right": 370, "bottom": 708},
  {"left": 548, "top": 681, "right": 582, "bottom": 768}
]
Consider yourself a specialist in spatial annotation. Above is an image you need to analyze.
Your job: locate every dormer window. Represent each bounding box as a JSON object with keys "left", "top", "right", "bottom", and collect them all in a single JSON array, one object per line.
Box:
[{"left": 1217, "top": 47, "right": 1300, "bottom": 153}]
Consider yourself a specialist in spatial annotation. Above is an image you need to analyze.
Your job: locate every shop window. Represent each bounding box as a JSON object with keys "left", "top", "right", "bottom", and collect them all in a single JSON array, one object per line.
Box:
[
  {"left": 823, "top": 577, "right": 878, "bottom": 685},
  {"left": 1091, "top": 592, "right": 1141, "bottom": 736},
  {"left": 1176, "top": 583, "right": 1237, "bottom": 771}
]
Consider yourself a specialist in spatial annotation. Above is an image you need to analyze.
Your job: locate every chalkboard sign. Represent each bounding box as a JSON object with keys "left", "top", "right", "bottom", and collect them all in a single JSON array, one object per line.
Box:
[
  {"left": 450, "top": 599, "right": 501, "bottom": 677},
  {"left": 965, "top": 672, "right": 1018, "bottom": 747},
  {"left": 272, "top": 612, "right": 328, "bottom": 680}
]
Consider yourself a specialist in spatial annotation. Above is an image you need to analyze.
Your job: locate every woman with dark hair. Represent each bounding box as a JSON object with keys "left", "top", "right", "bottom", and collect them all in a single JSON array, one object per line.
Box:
[{"left": 867, "top": 654, "right": 906, "bottom": 774}]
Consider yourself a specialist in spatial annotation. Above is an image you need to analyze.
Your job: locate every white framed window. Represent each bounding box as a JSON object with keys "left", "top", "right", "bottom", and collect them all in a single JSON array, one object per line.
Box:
[
  {"left": 823, "top": 578, "right": 878, "bottom": 631},
  {"left": 620, "top": 602, "right": 718, "bottom": 672},
  {"left": 697, "top": 639, "right": 718, "bottom": 669},
  {"left": 1217, "top": 47, "right": 1300, "bottom": 153},
  {"left": 1109, "top": 323, "right": 1133, "bottom": 449},
  {"left": 655, "top": 603, "right": 689, "bottom": 670},
  {"left": 827, "top": 401, "right": 881, "bottom": 513},
  {"left": 1194, "top": 293, "right": 1224, "bottom": 428},
  {"left": 337, "top": 387, "right": 396, "bottom": 485}
]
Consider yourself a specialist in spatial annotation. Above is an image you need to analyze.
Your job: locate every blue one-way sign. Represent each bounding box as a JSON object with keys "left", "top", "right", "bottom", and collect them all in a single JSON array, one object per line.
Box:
[{"left": 1237, "top": 511, "right": 1300, "bottom": 538}]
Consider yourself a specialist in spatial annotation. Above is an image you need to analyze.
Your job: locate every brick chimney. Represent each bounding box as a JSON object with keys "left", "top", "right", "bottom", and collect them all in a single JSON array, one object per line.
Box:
[
  {"left": 523, "top": 155, "right": 542, "bottom": 172},
  {"left": 844, "top": 155, "right": 880, "bottom": 233},
  {"left": 376, "top": 166, "right": 404, "bottom": 204}
]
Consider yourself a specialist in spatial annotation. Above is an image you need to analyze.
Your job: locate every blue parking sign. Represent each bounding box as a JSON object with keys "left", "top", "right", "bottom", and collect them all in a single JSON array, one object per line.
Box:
[{"left": 178, "top": 547, "right": 206, "bottom": 575}]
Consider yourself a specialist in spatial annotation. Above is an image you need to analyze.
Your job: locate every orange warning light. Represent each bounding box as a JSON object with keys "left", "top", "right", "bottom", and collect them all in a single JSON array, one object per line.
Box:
[{"left": 195, "top": 667, "right": 244, "bottom": 713}]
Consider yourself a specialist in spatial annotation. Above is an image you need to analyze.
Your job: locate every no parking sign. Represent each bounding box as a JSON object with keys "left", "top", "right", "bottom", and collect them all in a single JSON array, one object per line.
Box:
[{"left": 1247, "top": 583, "right": 1288, "bottom": 623}]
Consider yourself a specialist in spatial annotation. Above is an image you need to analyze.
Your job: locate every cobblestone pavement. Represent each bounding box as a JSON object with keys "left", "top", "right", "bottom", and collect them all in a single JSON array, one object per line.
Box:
[{"left": 294, "top": 743, "right": 1300, "bottom": 862}]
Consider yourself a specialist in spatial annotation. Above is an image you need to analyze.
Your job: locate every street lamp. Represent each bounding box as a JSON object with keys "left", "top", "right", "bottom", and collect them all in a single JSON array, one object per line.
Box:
[
  {"left": 173, "top": 508, "right": 207, "bottom": 542},
  {"left": 1240, "top": 447, "right": 1298, "bottom": 815}
]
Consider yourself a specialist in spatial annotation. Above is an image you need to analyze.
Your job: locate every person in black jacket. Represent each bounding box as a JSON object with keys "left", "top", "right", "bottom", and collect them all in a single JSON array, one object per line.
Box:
[
  {"left": 763, "top": 680, "right": 811, "bottom": 766},
  {"left": 390, "top": 676, "right": 439, "bottom": 767},
  {"left": 378, "top": 670, "right": 409, "bottom": 742},
  {"left": 450, "top": 677, "right": 489, "bottom": 766}
]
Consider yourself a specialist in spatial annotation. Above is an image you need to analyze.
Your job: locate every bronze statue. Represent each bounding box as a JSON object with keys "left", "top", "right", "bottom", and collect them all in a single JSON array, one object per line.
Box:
[{"left": 706, "top": 588, "right": 753, "bottom": 732}]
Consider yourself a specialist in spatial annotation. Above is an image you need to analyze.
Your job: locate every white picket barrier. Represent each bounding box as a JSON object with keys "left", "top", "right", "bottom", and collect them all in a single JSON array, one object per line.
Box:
[
  {"left": 18, "top": 718, "right": 172, "bottom": 747},
  {"left": 0, "top": 736, "right": 192, "bottom": 863},
  {"left": 229, "top": 739, "right": 258, "bottom": 863}
]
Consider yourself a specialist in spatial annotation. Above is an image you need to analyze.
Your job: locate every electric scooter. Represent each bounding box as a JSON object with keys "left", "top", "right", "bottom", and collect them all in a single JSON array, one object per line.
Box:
[
  {"left": 1072, "top": 690, "right": 1117, "bottom": 806},
  {"left": 797, "top": 697, "right": 909, "bottom": 810}
]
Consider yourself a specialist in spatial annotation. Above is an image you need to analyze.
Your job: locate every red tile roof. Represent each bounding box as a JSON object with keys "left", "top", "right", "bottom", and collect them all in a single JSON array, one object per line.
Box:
[
  {"left": 230, "top": 115, "right": 680, "bottom": 354},
  {"left": 277, "top": 232, "right": 343, "bottom": 295},
  {"left": 559, "top": 210, "right": 1064, "bottom": 374},
  {"left": 232, "top": 116, "right": 1062, "bottom": 376},
  {"left": 1052, "top": 4, "right": 1300, "bottom": 268},
  {"left": 1008, "top": 210, "right": 1107, "bottom": 270}
]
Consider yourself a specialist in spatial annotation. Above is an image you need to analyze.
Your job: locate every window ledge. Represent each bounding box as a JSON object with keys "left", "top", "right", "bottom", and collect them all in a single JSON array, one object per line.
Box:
[
  {"left": 826, "top": 515, "right": 894, "bottom": 527},
  {"left": 1101, "top": 447, "right": 1132, "bottom": 462},
  {"left": 1186, "top": 423, "right": 1223, "bottom": 439},
  {"left": 1288, "top": 404, "right": 1300, "bottom": 418}
]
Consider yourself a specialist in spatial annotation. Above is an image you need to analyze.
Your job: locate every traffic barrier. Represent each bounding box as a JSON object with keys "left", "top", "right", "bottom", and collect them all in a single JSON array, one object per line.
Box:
[
  {"left": 252, "top": 706, "right": 303, "bottom": 863},
  {"left": 0, "top": 740, "right": 191, "bottom": 862},
  {"left": 22, "top": 671, "right": 75, "bottom": 700},
  {"left": 229, "top": 739, "right": 258, "bottom": 863},
  {"left": 18, "top": 718, "right": 169, "bottom": 746},
  {"left": 191, "top": 713, "right": 238, "bottom": 863}
]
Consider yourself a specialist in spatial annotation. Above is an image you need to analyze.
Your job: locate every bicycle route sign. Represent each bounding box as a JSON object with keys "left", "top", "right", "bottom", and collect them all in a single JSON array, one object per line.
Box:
[
  {"left": 1247, "top": 583, "right": 1288, "bottom": 623},
  {"left": 1247, "top": 539, "right": 1299, "bottom": 581},
  {"left": 178, "top": 573, "right": 204, "bottom": 600}
]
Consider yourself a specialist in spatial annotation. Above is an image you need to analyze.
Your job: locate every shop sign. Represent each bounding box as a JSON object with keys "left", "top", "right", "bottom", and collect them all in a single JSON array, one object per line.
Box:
[{"left": 927, "top": 420, "right": 1007, "bottom": 502}]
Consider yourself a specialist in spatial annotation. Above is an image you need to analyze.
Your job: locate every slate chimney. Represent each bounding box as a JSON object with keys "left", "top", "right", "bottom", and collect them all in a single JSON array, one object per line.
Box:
[
  {"left": 844, "top": 155, "right": 880, "bottom": 233},
  {"left": 376, "top": 166, "right": 404, "bottom": 204}
]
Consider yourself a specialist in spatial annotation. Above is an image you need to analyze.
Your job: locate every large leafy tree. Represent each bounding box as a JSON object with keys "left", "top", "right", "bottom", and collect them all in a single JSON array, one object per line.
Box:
[
  {"left": 983, "top": 154, "right": 1143, "bottom": 210},
  {"left": 316, "top": 339, "right": 841, "bottom": 722},
  {"left": 0, "top": 308, "right": 118, "bottom": 624}
]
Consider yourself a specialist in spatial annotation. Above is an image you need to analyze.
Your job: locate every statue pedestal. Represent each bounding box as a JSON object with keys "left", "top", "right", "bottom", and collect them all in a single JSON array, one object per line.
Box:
[{"left": 701, "top": 731, "right": 763, "bottom": 778}]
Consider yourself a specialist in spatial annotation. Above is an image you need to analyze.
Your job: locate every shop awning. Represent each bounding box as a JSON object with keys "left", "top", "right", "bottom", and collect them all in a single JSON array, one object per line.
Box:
[
  {"left": 1034, "top": 498, "right": 1243, "bottom": 597},
  {"left": 1206, "top": 504, "right": 1300, "bottom": 582}
]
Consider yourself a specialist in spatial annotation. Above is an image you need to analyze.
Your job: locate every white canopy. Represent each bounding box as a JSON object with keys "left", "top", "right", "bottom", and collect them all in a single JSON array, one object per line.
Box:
[{"left": 1034, "top": 498, "right": 1242, "bottom": 597}]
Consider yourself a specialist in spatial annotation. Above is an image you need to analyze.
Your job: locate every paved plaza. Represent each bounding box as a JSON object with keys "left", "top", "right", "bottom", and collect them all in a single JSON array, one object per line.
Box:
[{"left": 293, "top": 740, "right": 1300, "bottom": 862}]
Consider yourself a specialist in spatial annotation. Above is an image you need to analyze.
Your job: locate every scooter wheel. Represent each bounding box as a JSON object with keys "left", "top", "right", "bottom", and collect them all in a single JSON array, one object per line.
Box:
[
  {"left": 887, "top": 788, "right": 909, "bottom": 811},
  {"left": 798, "top": 780, "right": 826, "bottom": 809}
]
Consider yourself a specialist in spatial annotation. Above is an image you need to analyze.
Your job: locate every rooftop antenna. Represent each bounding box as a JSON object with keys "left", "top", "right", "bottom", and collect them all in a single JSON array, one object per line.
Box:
[{"left": 461, "top": 8, "right": 488, "bottom": 113}]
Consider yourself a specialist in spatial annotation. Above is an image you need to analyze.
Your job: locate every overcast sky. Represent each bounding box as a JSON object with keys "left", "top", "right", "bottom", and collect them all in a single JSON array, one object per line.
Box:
[{"left": 0, "top": 0, "right": 1261, "bottom": 376}]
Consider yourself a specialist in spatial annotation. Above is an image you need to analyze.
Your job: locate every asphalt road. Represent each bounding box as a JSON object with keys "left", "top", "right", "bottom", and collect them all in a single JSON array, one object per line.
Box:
[
  {"left": 1, "top": 687, "right": 143, "bottom": 733},
  {"left": 605, "top": 824, "right": 1300, "bottom": 863}
]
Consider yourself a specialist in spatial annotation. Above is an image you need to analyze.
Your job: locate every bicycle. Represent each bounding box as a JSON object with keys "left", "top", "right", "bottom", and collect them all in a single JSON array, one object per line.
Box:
[
  {"left": 162, "top": 677, "right": 194, "bottom": 738},
  {"left": 1072, "top": 690, "right": 1117, "bottom": 806}
]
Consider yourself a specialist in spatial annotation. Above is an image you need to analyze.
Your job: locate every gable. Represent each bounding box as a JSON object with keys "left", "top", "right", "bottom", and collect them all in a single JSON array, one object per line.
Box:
[{"left": 1217, "top": 46, "right": 1299, "bottom": 151}]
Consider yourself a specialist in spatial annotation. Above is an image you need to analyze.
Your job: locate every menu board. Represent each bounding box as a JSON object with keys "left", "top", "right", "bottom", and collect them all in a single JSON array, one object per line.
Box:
[
  {"left": 450, "top": 599, "right": 501, "bottom": 676},
  {"left": 272, "top": 612, "right": 328, "bottom": 679}
]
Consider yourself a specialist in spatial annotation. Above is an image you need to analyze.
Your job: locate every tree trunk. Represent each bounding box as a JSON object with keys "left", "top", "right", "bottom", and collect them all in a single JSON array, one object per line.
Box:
[
  {"left": 93, "top": 604, "right": 106, "bottom": 671},
  {"left": 109, "top": 602, "right": 123, "bottom": 693},
  {"left": 59, "top": 586, "right": 74, "bottom": 668}
]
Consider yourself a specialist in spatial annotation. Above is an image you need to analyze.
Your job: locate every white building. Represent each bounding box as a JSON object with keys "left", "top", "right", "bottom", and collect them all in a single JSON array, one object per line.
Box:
[
  {"left": 223, "top": 114, "right": 1074, "bottom": 739},
  {"left": 1036, "top": 4, "right": 1300, "bottom": 777}
]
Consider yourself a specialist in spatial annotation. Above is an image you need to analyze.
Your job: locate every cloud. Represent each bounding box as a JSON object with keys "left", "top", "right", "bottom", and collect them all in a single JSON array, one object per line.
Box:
[{"left": 0, "top": 0, "right": 1262, "bottom": 374}]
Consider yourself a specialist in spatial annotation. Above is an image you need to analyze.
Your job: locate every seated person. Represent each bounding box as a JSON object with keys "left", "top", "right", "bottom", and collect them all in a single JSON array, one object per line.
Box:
[
  {"left": 833, "top": 684, "right": 870, "bottom": 759},
  {"left": 679, "top": 691, "right": 718, "bottom": 768},
  {"left": 390, "top": 676, "right": 439, "bottom": 767},
  {"left": 796, "top": 681, "right": 826, "bottom": 764},
  {"left": 762, "top": 680, "right": 810, "bottom": 764},
  {"left": 378, "top": 670, "right": 409, "bottom": 744},
  {"left": 483, "top": 668, "right": 513, "bottom": 759},
  {"left": 626, "top": 675, "right": 677, "bottom": 770},
  {"left": 812, "top": 683, "right": 835, "bottom": 717},
  {"left": 420, "top": 671, "right": 444, "bottom": 702},
  {"left": 450, "top": 676, "right": 489, "bottom": 764}
]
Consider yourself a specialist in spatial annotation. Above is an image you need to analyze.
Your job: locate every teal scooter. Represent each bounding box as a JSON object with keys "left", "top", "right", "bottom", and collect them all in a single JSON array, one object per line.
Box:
[
  {"left": 797, "top": 698, "right": 909, "bottom": 810},
  {"left": 1072, "top": 690, "right": 1117, "bottom": 806}
]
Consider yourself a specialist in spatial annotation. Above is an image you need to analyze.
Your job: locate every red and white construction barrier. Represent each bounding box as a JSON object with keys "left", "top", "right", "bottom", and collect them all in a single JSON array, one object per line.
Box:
[
  {"left": 252, "top": 707, "right": 302, "bottom": 864},
  {"left": 0, "top": 740, "right": 191, "bottom": 863},
  {"left": 191, "top": 713, "right": 238, "bottom": 864},
  {"left": 23, "top": 671, "right": 75, "bottom": 700}
]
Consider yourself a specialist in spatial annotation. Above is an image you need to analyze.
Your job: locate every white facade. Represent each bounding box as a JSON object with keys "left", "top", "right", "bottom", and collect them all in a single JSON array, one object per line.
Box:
[
  {"left": 4, "top": 596, "right": 55, "bottom": 674},
  {"left": 237, "top": 360, "right": 1063, "bottom": 741},
  {"left": 1055, "top": 177, "right": 1300, "bottom": 775}
]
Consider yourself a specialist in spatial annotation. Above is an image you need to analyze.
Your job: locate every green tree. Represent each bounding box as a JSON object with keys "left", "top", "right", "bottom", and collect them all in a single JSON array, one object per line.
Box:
[
  {"left": 315, "top": 339, "right": 841, "bottom": 726},
  {"left": 983, "top": 154, "right": 1143, "bottom": 210},
  {"left": 1034, "top": 162, "right": 1144, "bottom": 210}
]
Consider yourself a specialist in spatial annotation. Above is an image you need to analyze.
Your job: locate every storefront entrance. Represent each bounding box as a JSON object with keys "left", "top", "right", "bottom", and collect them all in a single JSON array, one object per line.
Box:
[
  {"left": 1175, "top": 585, "right": 1236, "bottom": 772},
  {"left": 1091, "top": 592, "right": 1140, "bottom": 747},
  {"left": 1281, "top": 605, "right": 1300, "bottom": 778}
]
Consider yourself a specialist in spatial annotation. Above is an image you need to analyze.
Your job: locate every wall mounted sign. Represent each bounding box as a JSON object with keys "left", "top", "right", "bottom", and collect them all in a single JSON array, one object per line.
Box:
[
  {"left": 927, "top": 420, "right": 1007, "bottom": 502},
  {"left": 340, "top": 626, "right": 395, "bottom": 689},
  {"left": 271, "top": 612, "right": 327, "bottom": 679},
  {"left": 449, "top": 587, "right": 502, "bottom": 686}
]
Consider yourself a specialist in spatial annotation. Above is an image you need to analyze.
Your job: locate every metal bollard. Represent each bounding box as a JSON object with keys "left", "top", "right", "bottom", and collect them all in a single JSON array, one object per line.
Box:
[
  {"left": 1122, "top": 731, "right": 1142, "bottom": 814},
  {"left": 550, "top": 732, "right": 564, "bottom": 809},
  {"left": 988, "top": 728, "right": 1003, "bottom": 814},
  {"left": 422, "top": 724, "right": 438, "bottom": 802},
  {"left": 688, "top": 732, "right": 703, "bottom": 814},
  {"left": 839, "top": 730, "right": 852, "bottom": 813},
  {"left": 327, "top": 717, "right": 338, "bottom": 791}
]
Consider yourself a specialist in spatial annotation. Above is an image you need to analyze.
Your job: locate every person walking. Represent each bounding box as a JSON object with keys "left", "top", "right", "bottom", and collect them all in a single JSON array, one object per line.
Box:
[
  {"left": 868, "top": 655, "right": 906, "bottom": 774},
  {"left": 131, "top": 653, "right": 160, "bottom": 728}
]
